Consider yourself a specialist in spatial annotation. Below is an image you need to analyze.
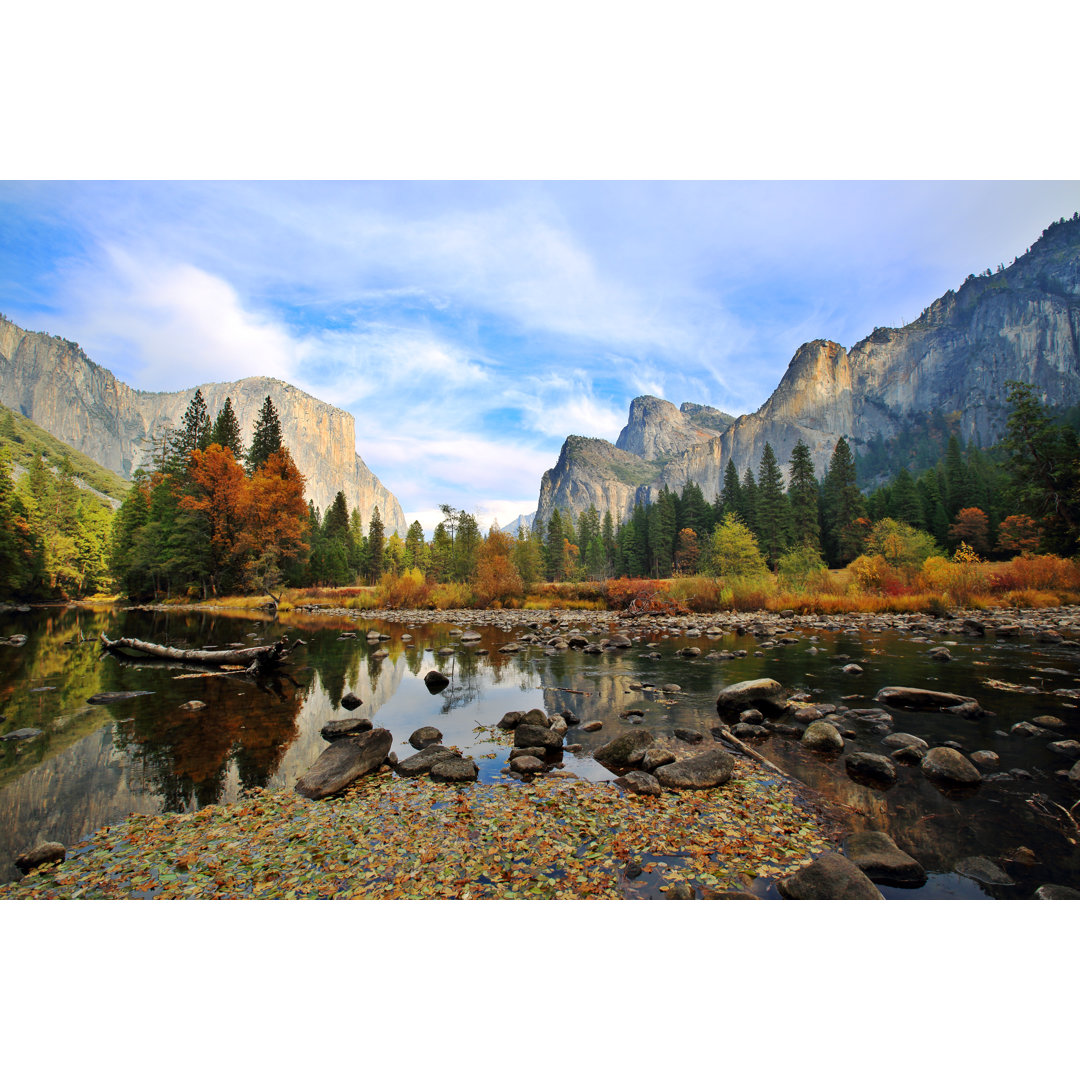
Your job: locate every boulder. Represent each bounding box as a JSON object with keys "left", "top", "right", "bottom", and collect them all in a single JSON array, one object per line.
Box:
[
  {"left": 1034, "top": 884, "right": 1080, "bottom": 899},
  {"left": 296, "top": 728, "right": 393, "bottom": 798},
  {"left": 955, "top": 856, "right": 1016, "bottom": 886},
  {"left": 969, "top": 750, "right": 1000, "bottom": 770},
  {"left": 874, "top": 686, "right": 980, "bottom": 712},
  {"left": 1030, "top": 715, "right": 1066, "bottom": 730},
  {"left": 844, "top": 753, "right": 897, "bottom": 788},
  {"left": 497, "top": 710, "right": 524, "bottom": 730},
  {"left": 927, "top": 647, "right": 953, "bottom": 662},
  {"left": 607, "top": 634, "right": 633, "bottom": 648},
  {"left": 423, "top": 670, "right": 450, "bottom": 692},
  {"left": 1069, "top": 759, "right": 1080, "bottom": 784},
  {"left": 801, "top": 721, "right": 844, "bottom": 752},
  {"left": 777, "top": 853, "right": 885, "bottom": 900},
  {"left": 581, "top": 721, "right": 604, "bottom": 732},
  {"left": 321, "top": 717, "right": 373, "bottom": 739},
  {"left": 340, "top": 692, "right": 363, "bottom": 710},
  {"left": 1049, "top": 740, "right": 1080, "bottom": 760},
  {"left": 715, "top": 678, "right": 786, "bottom": 718},
  {"left": 0, "top": 727, "right": 43, "bottom": 742},
  {"left": 654, "top": 749, "right": 735, "bottom": 790},
  {"left": 673, "top": 728, "right": 704, "bottom": 744},
  {"left": 1010, "top": 722, "right": 1047, "bottom": 737},
  {"left": 509, "top": 755, "right": 547, "bottom": 775},
  {"left": 514, "top": 724, "right": 564, "bottom": 750},
  {"left": 14, "top": 841, "right": 66, "bottom": 873},
  {"left": 882, "top": 732, "right": 928, "bottom": 751},
  {"left": 891, "top": 744, "right": 926, "bottom": 765},
  {"left": 395, "top": 744, "right": 459, "bottom": 777},
  {"left": 921, "top": 747, "right": 981, "bottom": 786},
  {"left": 409, "top": 726, "right": 444, "bottom": 750},
  {"left": 615, "top": 770, "right": 662, "bottom": 796},
  {"left": 549, "top": 717, "right": 569, "bottom": 738},
  {"left": 593, "top": 730, "right": 654, "bottom": 770},
  {"left": 842, "top": 832, "right": 926, "bottom": 886},
  {"left": 430, "top": 757, "right": 479, "bottom": 782},
  {"left": 523, "top": 709, "right": 550, "bottom": 727},
  {"left": 641, "top": 748, "right": 676, "bottom": 772}
]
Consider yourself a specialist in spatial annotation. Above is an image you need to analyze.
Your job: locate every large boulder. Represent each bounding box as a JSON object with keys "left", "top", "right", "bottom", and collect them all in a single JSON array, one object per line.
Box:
[
  {"left": 654, "top": 749, "right": 735, "bottom": 790},
  {"left": 423, "top": 670, "right": 450, "bottom": 692},
  {"left": 295, "top": 728, "right": 393, "bottom": 798},
  {"left": 409, "top": 726, "right": 443, "bottom": 750},
  {"left": 340, "top": 691, "right": 363, "bottom": 710},
  {"left": 874, "top": 686, "right": 980, "bottom": 712},
  {"left": 777, "top": 853, "right": 885, "bottom": 900},
  {"left": 430, "top": 757, "right": 479, "bottom": 782},
  {"left": 593, "top": 730, "right": 654, "bottom": 770},
  {"left": 921, "top": 746, "right": 981, "bottom": 786},
  {"left": 515, "top": 724, "right": 564, "bottom": 750},
  {"left": 842, "top": 832, "right": 926, "bottom": 887},
  {"left": 801, "top": 721, "right": 844, "bottom": 752},
  {"left": 321, "top": 717, "right": 373, "bottom": 740},
  {"left": 14, "top": 841, "right": 66, "bottom": 873},
  {"left": 395, "top": 744, "right": 459, "bottom": 778},
  {"left": 716, "top": 678, "right": 786, "bottom": 718}
]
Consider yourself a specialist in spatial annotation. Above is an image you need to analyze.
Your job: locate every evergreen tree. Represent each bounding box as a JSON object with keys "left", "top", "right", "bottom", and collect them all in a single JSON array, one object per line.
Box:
[
  {"left": 404, "top": 520, "right": 427, "bottom": 572},
  {"left": 545, "top": 509, "right": 565, "bottom": 581},
  {"left": 601, "top": 510, "right": 616, "bottom": 576},
  {"left": 821, "top": 437, "right": 866, "bottom": 565},
  {"left": 247, "top": 395, "right": 283, "bottom": 474},
  {"left": 890, "top": 469, "right": 924, "bottom": 528},
  {"left": 756, "top": 442, "right": 791, "bottom": 565},
  {"left": 943, "top": 435, "right": 974, "bottom": 518},
  {"left": 209, "top": 397, "right": 244, "bottom": 459},
  {"left": 173, "top": 390, "right": 212, "bottom": 466},
  {"left": 721, "top": 459, "right": 741, "bottom": 519},
  {"left": 787, "top": 439, "right": 820, "bottom": 550},
  {"left": 740, "top": 467, "right": 759, "bottom": 537},
  {"left": 366, "top": 505, "right": 385, "bottom": 584}
]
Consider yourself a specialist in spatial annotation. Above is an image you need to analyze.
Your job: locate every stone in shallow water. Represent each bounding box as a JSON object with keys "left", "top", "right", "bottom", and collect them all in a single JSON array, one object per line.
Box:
[
  {"left": 1034, "top": 884, "right": 1080, "bottom": 899},
  {"left": 778, "top": 853, "right": 884, "bottom": 900},
  {"left": 801, "top": 721, "right": 844, "bottom": 752},
  {"left": 615, "top": 770, "right": 662, "bottom": 796},
  {"left": 593, "top": 730, "right": 654, "bottom": 770},
  {"left": 641, "top": 748, "right": 676, "bottom": 772},
  {"left": 654, "top": 749, "right": 734, "bottom": 790},
  {"left": 842, "top": 831, "right": 926, "bottom": 886},
  {"left": 395, "top": 744, "right": 458, "bottom": 778},
  {"left": 921, "top": 746, "right": 981, "bottom": 786},
  {"left": 715, "top": 678, "right": 786, "bottom": 718},
  {"left": 874, "top": 686, "right": 980, "bottom": 712},
  {"left": 321, "top": 717, "right": 373, "bottom": 740},
  {"left": 296, "top": 728, "right": 392, "bottom": 798},
  {"left": 844, "top": 752, "right": 897, "bottom": 788},
  {"left": 515, "top": 724, "right": 563, "bottom": 750},
  {"left": 15, "top": 842, "right": 66, "bottom": 873},
  {"left": 409, "top": 726, "right": 443, "bottom": 750},
  {"left": 423, "top": 670, "right": 450, "bottom": 692},
  {"left": 955, "top": 856, "right": 1016, "bottom": 887},
  {"left": 340, "top": 692, "right": 363, "bottom": 710},
  {"left": 509, "top": 755, "right": 546, "bottom": 775},
  {"left": 430, "top": 757, "right": 479, "bottom": 782}
]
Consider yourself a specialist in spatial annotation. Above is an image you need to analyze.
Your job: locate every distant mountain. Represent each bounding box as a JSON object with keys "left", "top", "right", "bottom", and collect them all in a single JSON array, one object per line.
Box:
[
  {"left": 503, "top": 510, "right": 536, "bottom": 535},
  {"left": 535, "top": 214, "right": 1080, "bottom": 525},
  {"left": 0, "top": 315, "right": 408, "bottom": 535}
]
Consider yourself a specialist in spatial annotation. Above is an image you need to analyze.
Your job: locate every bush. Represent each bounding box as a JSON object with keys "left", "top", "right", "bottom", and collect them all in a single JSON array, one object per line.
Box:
[
  {"left": 375, "top": 568, "right": 431, "bottom": 609},
  {"left": 989, "top": 554, "right": 1080, "bottom": 592},
  {"left": 777, "top": 545, "right": 827, "bottom": 590},
  {"left": 865, "top": 518, "right": 941, "bottom": 569},
  {"left": 707, "top": 514, "right": 769, "bottom": 578},
  {"left": 428, "top": 582, "right": 474, "bottom": 610}
]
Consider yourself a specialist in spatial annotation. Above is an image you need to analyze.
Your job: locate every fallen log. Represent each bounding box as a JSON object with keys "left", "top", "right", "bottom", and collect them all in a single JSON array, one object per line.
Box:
[{"left": 100, "top": 633, "right": 304, "bottom": 674}]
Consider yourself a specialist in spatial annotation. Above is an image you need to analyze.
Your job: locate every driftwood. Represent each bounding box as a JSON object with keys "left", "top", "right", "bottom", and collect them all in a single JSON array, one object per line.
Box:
[
  {"left": 714, "top": 723, "right": 794, "bottom": 780},
  {"left": 100, "top": 633, "right": 304, "bottom": 675}
]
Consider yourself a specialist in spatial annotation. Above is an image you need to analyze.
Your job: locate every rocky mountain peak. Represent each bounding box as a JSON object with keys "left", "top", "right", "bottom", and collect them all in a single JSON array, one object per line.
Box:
[{"left": 615, "top": 394, "right": 734, "bottom": 461}]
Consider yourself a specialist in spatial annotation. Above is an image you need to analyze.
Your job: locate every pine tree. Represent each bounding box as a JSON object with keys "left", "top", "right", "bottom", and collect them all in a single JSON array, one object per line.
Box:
[
  {"left": 890, "top": 469, "right": 924, "bottom": 528},
  {"left": 756, "top": 442, "right": 791, "bottom": 565},
  {"left": 721, "top": 459, "right": 741, "bottom": 519},
  {"left": 740, "top": 467, "right": 759, "bottom": 536},
  {"left": 404, "top": 520, "right": 427, "bottom": 572},
  {"left": 176, "top": 389, "right": 212, "bottom": 461},
  {"left": 545, "top": 509, "right": 565, "bottom": 581},
  {"left": 821, "top": 437, "right": 866, "bottom": 565},
  {"left": 209, "top": 397, "right": 244, "bottom": 459},
  {"left": 367, "top": 505, "right": 385, "bottom": 584},
  {"left": 787, "top": 439, "right": 820, "bottom": 550},
  {"left": 247, "top": 396, "right": 283, "bottom": 474}
]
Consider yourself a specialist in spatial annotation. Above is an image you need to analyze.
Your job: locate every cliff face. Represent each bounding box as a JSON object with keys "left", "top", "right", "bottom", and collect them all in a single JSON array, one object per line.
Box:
[
  {"left": 0, "top": 316, "right": 408, "bottom": 535},
  {"left": 615, "top": 396, "right": 733, "bottom": 460},
  {"left": 532, "top": 215, "right": 1080, "bottom": 524}
]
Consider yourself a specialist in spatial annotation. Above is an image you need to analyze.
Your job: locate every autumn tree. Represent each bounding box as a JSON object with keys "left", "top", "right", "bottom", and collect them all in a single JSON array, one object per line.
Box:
[
  {"left": 674, "top": 527, "right": 700, "bottom": 574},
  {"left": 948, "top": 506, "right": 990, "bottom": 554},
  {"left": 995, "top": 513, "right": 1041, "bottom": 556},
  {"left": 180, "top": 445, "right": 250, "bottom": 595},
  {"left": 472, "top": 527, "right": 525, "bottom": 606},
  {"left": 707, "top": 513, "right": 769, "bottom": 579}
]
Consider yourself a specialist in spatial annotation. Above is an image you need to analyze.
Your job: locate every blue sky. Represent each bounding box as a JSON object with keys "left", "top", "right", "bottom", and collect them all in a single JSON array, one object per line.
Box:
[{"left": 2, "top": 180, "right": 1078, "bottom": 531}]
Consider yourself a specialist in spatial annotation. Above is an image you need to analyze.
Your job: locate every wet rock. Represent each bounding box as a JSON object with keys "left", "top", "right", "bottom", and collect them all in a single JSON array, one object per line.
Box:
[
  {"left": 430, "top": 757, "right": 479, "bottom": 782},
  {"left": 882, "top": 732, "right": 928, "bottom": 751},
  {"left": 962, "top": 618, "right": 986, "bottom": 636},
  {"left": 654, "top": 748, "right": 735, "bottom": 790},
  {"left": 921, "top": 747, "right": 981, "bottom": 786},
  {"left": 679, "top": 647, "right": 700, "bottom": 658},
  {"left": 1034, "top": 884, "right": 1080, "bottom": 899},
  {"left": 955, "top": 856, "right": 1016, "bottom": 886},
  {"left": 1050, "top": 740, "right": 1080, "bottom": 759},
  {"left": 340, "top": 691, "right": 363, "bottom": 710},
  {"left": 581, "top": 721, "right": 604, "bottom": 732},
  {"left": 497, "top": 710, "right": 524, "bottom": 730},
  {"left": 1069, "top": 760, "right": 1080, "bottom": 783},
  {"left": 701, "top": 889, "right": 760, "bottom": 899},
  {"left": 732, "top": 723, "right": 770, "bottom": 739},
  {"left": 395, "top": 744, "right": 459, "bottom": 777},
  {"left": 515, "top": 724, "right": 564, "bottom": 750},
  {"left": 409, "top": 726, "right": 444, "bottom": 750},
  {"left": 641, "top": 748, "right": 676, "bottom": 772},
  {"left": 607, "top": 634, "right": 633, "bottom": 648},
  {"left": 842, "top": 832, "right": 927, "bottom": 887},
  {"left": 944, "top": 700, "right": 984, "bottom": 718},
  {"left": 15, "top": 842, "right": 66, "bottom": 873},
  {"left": 1010, "top": 722, "right": 1048, "bottom": 737},
  {"left": 927, "top": 647, "right": 953, "bottom": 662},
  {"left": 1030, "top": 714, "right": 1066, "bottom": 730},
  {"left": 777, "top": 853, "right": 884, "bottom": 900},
  {"left": 874, "top": 686, "right": 980, "bottom": 712},
  {"left": 321, "top": 717, "right": 373, "bottom": 739},
  {"left": 461, "top": 631, "right": 482, "bottom": 643},
  {"left": 662, "top": 684, "right": 682, "bottom": 693},
  {"left": 508, "top": 745, "right": 546, "bottom": 761},
  {"left": 841, "top": 663, "right": 863, "bottom": 675},
  {"left": 423, "top": 670, "right": 450, "bottom": 692},
  {"left": 673, "top": 728, "right": 704, "bottom": 744},
  {"left": 0, "top": 727, "right": 43, "bottom": 742},
  {"left": 179, "top": 700, "right": 207, "bottom": 711},
  {"left": 739, "top": 708, "right": 764, "bottom": 724},
  {"left": 716, "top": 678, "right": 786, "bottom": 717},
  {"left": 549, "top": 717, "right": 569, "bottom": 738},
  {"left": 296, "top": 728, "right": 393, "bottom": 798},
  {"left": 792, "top": 706, "right": 823, "bottom": 723},
  {"left": 509, "top": 755, "right": 546, "bottom": 775},
  {"left": 523, "top": 709, "right": 549, "bottom": 727},
  {"left": 594, "top": 730, "right": 654, "bottom": 770},
  {"left": 664, "top": 881, "right": 695, "bottom": 899},
  {"left": 845, "top": 753, "right": 897, "bottom": 788},
  {"left": 801, "top": 721, "right": 844, "bottom": 752},
  {"left": 616, "top": 770, "right": 662, "bottom": 796},
  {"left": 891, "top": 745, "right": 927, "bottom": 765},
  {"left": 969, "top": 750, "right": 1000, "bottom": 770},
  {"left": 86, "top": 690, "right": 155, "bottom": 704}
]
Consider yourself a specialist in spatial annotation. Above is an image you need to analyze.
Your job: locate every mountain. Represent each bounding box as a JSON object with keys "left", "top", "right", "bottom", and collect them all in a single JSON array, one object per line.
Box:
[
  {"left": 535, "top": 214, "right": 1080, "bottom": 525},
  {"left": 0, "top": 315, "right": 408, "bottom": 535}
]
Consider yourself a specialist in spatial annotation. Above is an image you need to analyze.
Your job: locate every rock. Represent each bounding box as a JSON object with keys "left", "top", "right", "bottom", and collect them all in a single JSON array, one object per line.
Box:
[
  {"left": 1010, "top": 722, "right": 1047, "bottom": 737},
  {"left": 514, "top": 724, "right": 564, "bottom": 750},
  {"left": 891, "top": 745, "right": 926, "bottom": 765},
  {"left": 842, "top": 832, "right": 926, "bottom": 886},
  {"left": 321, "top": 717, "right": 373, "bottom": 739},
  {"left": 792, "top": 706, "right": 823, "bottom": 723},
  {"left": 522, "top": 709, "right": 549, "bottom": 727},
  {"left": 662, "top": 683, "right": 682, "bottom": 693},
  {"left": 841, "top": 663, "right": 863, "bottom": 675},
  {"left": 340, "top": 691, "right": 363, "bottom": 710},
  {"left": 678, "top": 647, "right": 700, "bottom": 658},
  {"left": 509, "top": 755, "right": 546, "bottom": 775},
  {"left": 654, "top": 749, "right": 735, "bottom": 790},
  {"left": 844, "top": 753, "right": 897, "bottom": 788},
  {"left": 1049, "top": 740, "right": 1080, "bottom": 759},
  {"left": 0, "top": 727, "right": 43, "bottom": 742},
  {"left": 423, "top": 670, "right": 450, "bottom": 692},
  {"left": 777, "top": 853, "right": 884, "bottom": 900},
  {"left": 430, "top": 757, "right": 479, "bottom": 782},
  {"left": 969, "top": 750, "right": 1000, "bottom": 769},
  {"left": 921, "top": 746, "right": 981, "bottom": 786},
  {"left": 409, "top": 726, "right": 443, "bottom": 750},
  {"left": 716, "top": 678, "right": 786, "bottom": 717},
  {"left": 14, "top": 842, "right": 66, "bottom": 873},
  {"left": 882, "top": 732, "right": 928, "bottom": 751},
  {"left": 616, "top": 770, "right": 662, "bottom": 796},
  {"left": 1069, "top": 760, "right": 1080, "bottom": 783},
  {"left": 607, "top": 634, "right": 633, "bottom": 648},
  {"left": 732, "top": 723, "right": 770, "bottom": 739},
  {"left": 955, "top": 856, "right": 1016, "bottom": 886},
  {"left": 1034, "top": 884, "right": 1080, "bottom": 899},
  {"left": 801, "top": 721, "right": 844, "bottom": 752},
  {"left": 641, "top": 748, "right": 676, "bottom": 771},
  {"left": 739, "top": 708, "right": 764, "bottom": 724},
  {"left": 1030, "top": 714, "right": 1066, "bottom": 730},
  {"left": 395, "top": 744, "right": 459, "bottom": 777},
  {"left": 874, "top": 686, "right": 980, "bottom": 712},
  {"left": 86, "top": 690, "right": 155, "bottom": 704},
  {"left": 296, "top": 728, "right": 393, "bottom": 798},
  {"left": 497, "top": 710, "right": 524, "bottom": 730},
  {"left": 461, "top": 631, "right": 482, "bottom": 643},
  {"left": 927, "top": 646, "right": 953, "bottom": 661},
  {"left": 673, "top": 727, "right": 704, "bottom": 744},
  {"left": 549, "top": 717, "right": 569, "bottom": 738},
  {"left": 178, "top": 700, "right": 206, "bottom": 711},
  {"left": 581, "top": 721, "right": 604, "bottom": 732},
  {"left": 594, "top": 730, "right": 654, "bottom": 770},
  {"left": 701, "top": 888, "right": 760, "bottom": 899},
  {"left": 664, "top": 881, "right": 695, "bottom": 899}
]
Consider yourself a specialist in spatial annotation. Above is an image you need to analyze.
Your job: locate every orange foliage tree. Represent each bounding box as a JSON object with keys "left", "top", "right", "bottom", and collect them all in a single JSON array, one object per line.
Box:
[
  {"left": 995, "top": 513, "right": 1041, "bottom": 556},
  {"left": 948, "top": 507, "right": 990, "bottom": 554},
  {"left": 674, "top": 528, "right": 700, "bottom": 574},
  {"left": 471, "top": 528, "right": 525, "bottom": 607}
]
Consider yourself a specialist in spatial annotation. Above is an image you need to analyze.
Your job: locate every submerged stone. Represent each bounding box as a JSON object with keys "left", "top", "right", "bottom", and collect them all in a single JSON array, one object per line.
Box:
[
  {"left": 296, "top": 728, "right": 393, "bottom": 798},
  {"left": 778, "top": 853, "right": 884, "bottom": 900},
  {"left": 842, "top": 832, "right": 926, "bottom": 887}
]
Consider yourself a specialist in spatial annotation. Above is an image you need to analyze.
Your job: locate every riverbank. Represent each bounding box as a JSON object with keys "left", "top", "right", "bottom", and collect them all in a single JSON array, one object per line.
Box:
[{"left": 0, "top": 761, "right": 847, "bottom": 900}]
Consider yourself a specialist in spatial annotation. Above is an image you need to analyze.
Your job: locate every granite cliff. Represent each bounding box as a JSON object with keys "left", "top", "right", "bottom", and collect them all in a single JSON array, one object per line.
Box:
[
  {"left": 535, "top": 214, "right": 1080, "bottom": 526},
  {"left": 0, "top": 316, "right": 408, "bottom": 535}
]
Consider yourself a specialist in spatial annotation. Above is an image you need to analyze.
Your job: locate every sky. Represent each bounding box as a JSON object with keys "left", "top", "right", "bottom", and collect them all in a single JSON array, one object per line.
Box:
[{"left": 2, "top": 181, "right": 1078, "bottom": 532}]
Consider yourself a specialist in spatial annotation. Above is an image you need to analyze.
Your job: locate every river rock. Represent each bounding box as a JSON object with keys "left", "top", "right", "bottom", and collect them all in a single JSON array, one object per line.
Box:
[
  {"left": 616, "top": 770, "right": 662, "bottom": 796},
  {"left": 430, "top": 757, "right": 479, "bottom": 782},
  {"left": 842, "top": 832, "right": 927, "bottom": 886},
  {"left": 845, "top": 752, "right": 897, "bottom": 787},
  {"left": 1010, "top": 722, "right": 1047, "bottom": 737},
  {"left": 607, "top": 634, "right": 633, "bottom": 648},
  {"left": 509, "top": 745, "right": 548, "bottom": 761},
  {"left": 523, "top": 709, "right": 549, "bottom": 727},
  {"left": 0, "top": 727, "right": 43, "bottom": 742},
  {"left": 321, "top": 717, "right": 373, "bottom": 739},
  {"left": 882, "top": 732, "right": 928, "bottom": 751},
  {"left": 732, "top": 723, "right": 770, "bottom": 739},
  {"left": 921, "top": 747, "right": 981, "bottom": 786},
  {"left": 673, "top": 727, "right": 704, "bottom": 744},
  {"left": 641, "top": 748, "right": 676, "bottom": 772},
  {"left": 1049, "top": 740, "right": 1080, "bottom": 759},
  {"left": 395, "top": 744, "right": 459, "bottom": 777},
  {"left": 955, "top": 856, "right": 1016, "bottom": 886},
  {"left": 874, "top": 686, "right": 980, "bottom": 712},
  {"left": 1069, "top": 760, "right": 1080, "bottom": 783},
  {"left": 715, "top": 678, "right": 786, "bottom": 717},
  {"left": 14, "top": 842, "right": 66, "bottom": 873},
  {"left": 581, "top": 721, "right": 604, "bottom": 732},
  {"left": 654, "top": 749, "right": 735, "bottom": 790},
  {"left": 409, "top": 726, "right": 444, "bottom": 750},
  {"left": 514, "top": 724, "right": 564, "bottom": 750},
  {"left": 1034, "top": 884, "right": 1080, "bottom": 899},
  {"left": 423, "top": 670, "right": 450, "bottom": 692},
  {"left": 549, "top": 717, "right": 569, "bottom": 738},
  {"left": 969, "top": 750, "right": 1000, "bottom": 769},
  {"left": 178, "top": 700, "right": 206, "bottom": 711},
  {"left": 891, "top": 745, "right": 927, "bottom": 765},
  {"left": 497, "top": 710, "right": 524, "bottom": 730},
  {"left": 777, "top": 853, "right": 885, "bottom": 900},
  {"left": 841, "top": 663, "right": 863, "bottom": 675},
  {"left": 927, "top": 647, "right": 953, "bottom": 662},
  {"left": 1030, "top": 715, "right": 1066, "bottom": 730},
  {"left": 802, "top": 721, "right": 844, "bottom": 752},
  {"left": 296, "top": 727, "right": 393, "bottom": 798},
  {"left": 594, "top": 730, "right": 654, "bottom": 769},
  {"left": 340, "top": 691, "right": 363, "bottom": 710},
  {"left": 86, "top": 690, "right": 155, "bottom": 704},
  {"left": 509, "top": 755, "right": 546, "bottom": 775}
]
